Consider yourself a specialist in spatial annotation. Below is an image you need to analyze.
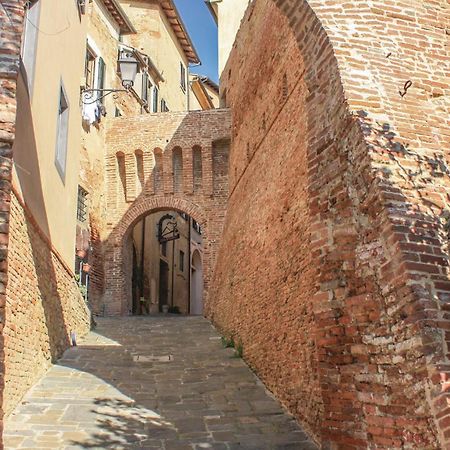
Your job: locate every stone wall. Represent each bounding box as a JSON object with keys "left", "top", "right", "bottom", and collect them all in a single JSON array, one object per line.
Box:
[
  {"left": 210, "top": 0, "right": 449, "bottom": 448},
  {"left": 4, "top": 189, "right": 91, "bottom": 417},
  {"left": 0, "top": 1, "right": 25, "bottom": 446},
  {"left": 101, "top": 110, "right": 231, "bottom": 316}
]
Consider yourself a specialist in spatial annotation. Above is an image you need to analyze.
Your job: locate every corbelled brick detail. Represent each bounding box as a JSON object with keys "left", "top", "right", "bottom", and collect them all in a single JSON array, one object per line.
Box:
[
  {"left": 100, "top": 110, "right": 231, "bottom": 316},
  {"left": 211, "top": 0, "right": 449, "bottom": 448}
]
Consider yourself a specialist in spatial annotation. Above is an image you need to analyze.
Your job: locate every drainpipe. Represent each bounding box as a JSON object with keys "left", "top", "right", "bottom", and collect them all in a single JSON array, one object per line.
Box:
[
  {"left": 188, "top": 216, "right": 191, "bottom": 314},
  {"left": 187, "top": 62, "right": 201, "bottom": 111},
  {"left": 140, "top": 216, "right": 146, "bottom": 313},
  {"left": 171, "top": 238, "right": 175, "bottom": 308}
]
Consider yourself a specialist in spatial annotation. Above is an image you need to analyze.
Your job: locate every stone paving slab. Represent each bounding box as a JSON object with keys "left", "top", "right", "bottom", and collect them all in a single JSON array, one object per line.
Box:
[{"left": 5, "top": 316, "right": 318, "bottom": 449}]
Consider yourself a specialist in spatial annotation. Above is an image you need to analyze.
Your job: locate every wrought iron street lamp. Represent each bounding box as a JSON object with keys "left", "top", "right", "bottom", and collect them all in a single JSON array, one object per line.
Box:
[{"left": 81, "top": 49, "right": 139, "bottom": 104}]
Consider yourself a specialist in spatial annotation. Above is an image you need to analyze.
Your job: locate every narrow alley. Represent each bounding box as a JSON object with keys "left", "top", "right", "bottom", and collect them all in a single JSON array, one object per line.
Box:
[{"left": 4, "top": 317, "right": 317, "bottom": 450}]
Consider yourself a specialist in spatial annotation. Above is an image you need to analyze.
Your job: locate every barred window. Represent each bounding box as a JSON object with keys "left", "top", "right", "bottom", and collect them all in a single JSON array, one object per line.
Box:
[{"left": 77, "top": 186, "right": 88, "bottom": 222}]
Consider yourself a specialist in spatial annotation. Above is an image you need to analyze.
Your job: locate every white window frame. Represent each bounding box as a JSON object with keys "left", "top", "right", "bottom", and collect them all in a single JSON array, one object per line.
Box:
[
  {"left": 21, "top": 0, "right": 41, "bottom": 97},
  {"left": 55, "top": 81, "right": 70, "bottom": 181}
]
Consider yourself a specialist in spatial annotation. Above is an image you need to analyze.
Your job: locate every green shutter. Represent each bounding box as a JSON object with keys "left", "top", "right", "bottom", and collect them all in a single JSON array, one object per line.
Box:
[{"left": 97, "top": 57, "right": 105, "bottom": 103}]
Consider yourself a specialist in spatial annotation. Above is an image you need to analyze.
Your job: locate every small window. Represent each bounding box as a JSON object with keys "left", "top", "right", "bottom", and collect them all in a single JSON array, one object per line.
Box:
[
  {"left": 77, "top": 186, "right": 88, "bottom": 222},
  {"left": 85, "top": 45, "right": 96, "bottom": 89},
  {"left": 115, "top": 107, "right": 122, "bottom": 117},
  {"left": 152, "top": 86, "right": 159, "bottom": 112},
  {"left": 161, "top": 241, "right": 167, "bottom": 257},
  {"left": 180, "top": 62, "right": 186, "bottom": 91},
  {"left": 179, "top": 250, "right": 185, "bottom": 272},
  {"left": 142, "top": 72, "right": 152, "bottom": 106},
  {"left": 192, "top": 220, "right": 202, "bottom": 235},
  {"left": 21, "top": 0, "right": 41, "bottom": 96},
  {"left": 180, "top": 212, "right": 188, "bottom": 221},
  {"left": 55, "top": 83, "right": 70, "bottom": 180}
]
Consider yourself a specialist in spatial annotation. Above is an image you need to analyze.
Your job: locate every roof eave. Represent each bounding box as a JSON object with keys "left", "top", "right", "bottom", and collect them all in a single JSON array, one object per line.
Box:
[
  {"left": 159, "top": 0, "right": 201, "bottom": 65},
  {"left": 102, "top": 0, "right": 137, "bottom": 34}
]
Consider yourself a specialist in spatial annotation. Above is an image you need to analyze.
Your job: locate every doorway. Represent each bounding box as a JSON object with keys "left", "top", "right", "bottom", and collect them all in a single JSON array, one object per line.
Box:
[
  {"left": 190, "top": 250, "right": 203, "bottom": 315},
  {"left": 159, "top": 260, "right": 169, "bottom": 312}
]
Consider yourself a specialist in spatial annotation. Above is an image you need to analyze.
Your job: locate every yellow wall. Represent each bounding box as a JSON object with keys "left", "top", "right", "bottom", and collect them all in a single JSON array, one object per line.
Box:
[
  {"left": 119, "top": 0, "right": 189, "bottom": 112},
  {"left": 13, "top": 0, "right": 87, "bottom": 266},
  {"left": 215, "top": 0, "right": 251, "bottom": 76}
]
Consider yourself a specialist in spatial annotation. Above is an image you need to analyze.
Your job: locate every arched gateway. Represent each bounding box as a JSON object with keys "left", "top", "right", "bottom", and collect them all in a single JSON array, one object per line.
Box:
[{"left": 98, "top": 110, "right": 231, "bottom": 316}]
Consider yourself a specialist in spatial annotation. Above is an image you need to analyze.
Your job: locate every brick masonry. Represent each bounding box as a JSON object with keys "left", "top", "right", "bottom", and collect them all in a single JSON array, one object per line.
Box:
[
  {"left": 0, "top": 1, "right": 25, "bottom": 447},
  {"left": 4, "top": 189, "right": 91, "bottom": 417},
  {"left": 100, "top": 110, "right": 231, "bottom": 316},
  {"left": 210, "top": 0, "right": 450, "bottom": 448}
]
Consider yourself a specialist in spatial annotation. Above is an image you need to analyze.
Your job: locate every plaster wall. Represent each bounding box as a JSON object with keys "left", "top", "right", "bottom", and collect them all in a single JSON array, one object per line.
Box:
[
  {"left": 12, "top": 0, "right": 86, "bottom": 267},
  {"left": 119, "top": 0, "right": 189, "bottom": 112}
]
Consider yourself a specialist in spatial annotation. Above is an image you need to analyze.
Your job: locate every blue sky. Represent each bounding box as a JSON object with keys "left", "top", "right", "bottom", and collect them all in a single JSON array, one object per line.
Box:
[{"left": 174, "top": 0, "right": 219, "bottom": 83}]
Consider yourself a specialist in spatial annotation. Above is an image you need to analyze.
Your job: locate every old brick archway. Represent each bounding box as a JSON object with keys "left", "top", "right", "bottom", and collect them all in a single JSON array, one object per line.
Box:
[
  {"left": 103, "top": 196, "right": 209, "bottom": 316},
  {"left": 99, "top": 110, "right": 231, "bottom": 316}
]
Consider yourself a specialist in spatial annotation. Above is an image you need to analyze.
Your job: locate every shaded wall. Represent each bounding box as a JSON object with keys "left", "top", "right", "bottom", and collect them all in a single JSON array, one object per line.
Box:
[
  {"left": 4, "top": 190, "right": 91, "bottom": 416},
  {"left": 210, "top": 0, "right": 449, "bottom": 448},
  {"left": 0, "top": 2, "right": 26, "bottom": 447}
]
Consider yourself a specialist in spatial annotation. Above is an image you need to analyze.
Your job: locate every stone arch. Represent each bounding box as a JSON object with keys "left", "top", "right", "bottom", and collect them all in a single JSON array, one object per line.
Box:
[{"left": 103, "top": 196, "right": 210, "bottom": 317}]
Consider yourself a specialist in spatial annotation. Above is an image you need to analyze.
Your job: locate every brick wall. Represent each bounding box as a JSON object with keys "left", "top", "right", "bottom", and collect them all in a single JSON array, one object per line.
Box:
[
  {"left": 100, "top": 110, "right": 231, "bottom": 316},
  {"left": 210, "top": 0, "right": 449, "bottom": 448},
  {"left": 4, "top": 189, "right": 91, "bottom": 417},
  {"left": 0, "top": 1, "right": 25, "bottom": 447}
]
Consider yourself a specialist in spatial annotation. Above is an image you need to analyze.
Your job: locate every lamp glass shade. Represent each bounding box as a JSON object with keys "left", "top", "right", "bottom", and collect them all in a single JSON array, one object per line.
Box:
[{"left": 118, "top": 51, "right": 139, "bottom": 88}]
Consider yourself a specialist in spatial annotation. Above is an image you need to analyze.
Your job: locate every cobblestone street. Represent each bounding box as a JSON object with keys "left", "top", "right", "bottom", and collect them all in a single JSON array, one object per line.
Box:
[{"left": 4, "top": 317, "right": 317, "bottom": 449}]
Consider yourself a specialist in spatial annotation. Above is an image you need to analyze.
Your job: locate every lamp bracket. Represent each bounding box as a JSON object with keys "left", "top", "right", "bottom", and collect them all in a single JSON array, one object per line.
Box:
[{"left": 81, "top": 86, "right": 131, "bottom": 105}]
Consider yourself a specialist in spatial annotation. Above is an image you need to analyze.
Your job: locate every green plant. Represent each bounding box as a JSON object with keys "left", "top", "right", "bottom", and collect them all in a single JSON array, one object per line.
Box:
[
  {"left": 74, "top": 275, "right": 87, "bottom": 299},
  {"left": 235, "top": 341, "right": 244, "bottom": 358},
  {"left": 221, "top": 336, "right": 235, "bottom": 349}
]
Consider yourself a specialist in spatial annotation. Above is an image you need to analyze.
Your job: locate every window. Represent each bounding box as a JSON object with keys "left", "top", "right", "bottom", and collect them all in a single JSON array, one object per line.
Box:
[
  {"left": 192, "top": 220, "right": 202, "bottom": 235},
  {"left": 142, "top": 72, "right": 152, "bottom": 106},
  {"left": 180, "top": 212, "right": 188, "bottom": 221},
  {"left": 179, "top": 250, "right": 185, "bottom": 272},
  {"left": 84, "top": 45, "right": 96, "bottom": 89},
  {"left": 115, "top": 107, "right": 122, "bottom": 117},
  {"left": 21, "top": 0, "right": 41, "bottom": 95},
  {"left": 152, "top": 86, "right": 159, "bottom": 112},
  {"left": 161, "top": 241, "right": 167, "bottom": 257},
  {"left": 55, "top": 83, "right": 70, "bottom": 180},
  {"left": 161, "top": 99, "right": 169, "bottom": 112},
  {"left": 180, "top": 62, "right": 186, "bottom": 91},
  {"left": 77, "top": 186, "right": 88, "bottom": 222}
]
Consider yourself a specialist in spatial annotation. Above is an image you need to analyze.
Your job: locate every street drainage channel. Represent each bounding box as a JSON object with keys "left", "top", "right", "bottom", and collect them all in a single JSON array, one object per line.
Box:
[{"left": 132, "top": 354, "right": 173, "bottom": 362}]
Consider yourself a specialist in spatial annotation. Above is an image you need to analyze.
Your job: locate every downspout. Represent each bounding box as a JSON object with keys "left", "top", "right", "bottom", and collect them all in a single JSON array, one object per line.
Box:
[
  {"left": 140, "top": 216, "right": 146, "bottom": 309},
  {"left": 171, "top": 238, "right": 175, "bottom": 308},
  {"left": 188, "top": 216, "right": 192, "bottom": 314},
  {"left": 187, "top": 62, "right": 201, "bottom": 111}
]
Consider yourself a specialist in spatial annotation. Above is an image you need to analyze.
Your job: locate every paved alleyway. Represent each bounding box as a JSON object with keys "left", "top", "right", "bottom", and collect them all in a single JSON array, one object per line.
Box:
[{"left": 4, "top": 317, "right": 317, "bottom": 450}]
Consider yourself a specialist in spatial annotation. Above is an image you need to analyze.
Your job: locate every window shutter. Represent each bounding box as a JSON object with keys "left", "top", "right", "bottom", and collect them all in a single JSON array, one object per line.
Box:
[
  {"left": 142, "top": 73, "right": 148, "bottom": 103},
  {"left": 97, "top": 57, "right": 106, "bottom": 103}
]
